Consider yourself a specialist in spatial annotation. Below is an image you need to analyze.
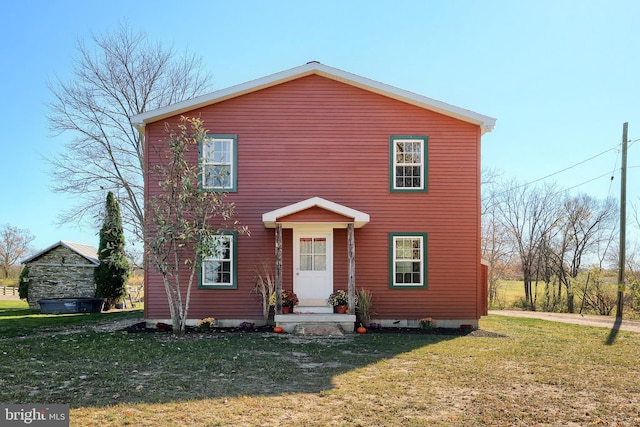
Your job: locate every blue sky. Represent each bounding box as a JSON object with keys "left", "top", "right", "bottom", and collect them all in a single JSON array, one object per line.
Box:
[{"left": 1, "top": 0, "right": 639, "bottom": 253}]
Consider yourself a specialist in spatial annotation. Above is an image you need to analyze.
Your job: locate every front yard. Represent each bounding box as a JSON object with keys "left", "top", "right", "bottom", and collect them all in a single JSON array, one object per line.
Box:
[{"left": 1, "top": 301, "right": 638, "bottom": 426}]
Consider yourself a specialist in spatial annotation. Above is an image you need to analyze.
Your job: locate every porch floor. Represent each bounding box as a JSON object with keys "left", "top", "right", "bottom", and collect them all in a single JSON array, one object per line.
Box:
[{"left": 274, "top": 313, "right": 356, "bottom": 334}]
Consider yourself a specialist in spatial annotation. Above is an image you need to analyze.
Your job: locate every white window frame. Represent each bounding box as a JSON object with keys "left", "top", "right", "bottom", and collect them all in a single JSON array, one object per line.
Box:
[
  {"left": 202, "top": 135, "right": 237, "bottom": 191},
  {"left": 201, "top": 234, "right": 236, "bottom": 288},
  {"left": 390, "top": 136, "right": 427, "bottom": 192},
  {"left": 389, "top": 233, "right": 427, "bottom": 288}
]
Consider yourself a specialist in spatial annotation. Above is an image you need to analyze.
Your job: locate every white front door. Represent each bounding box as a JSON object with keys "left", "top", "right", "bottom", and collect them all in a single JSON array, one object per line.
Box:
[{"left": 293, "top": 231, "right": 333, "bottom": 311}]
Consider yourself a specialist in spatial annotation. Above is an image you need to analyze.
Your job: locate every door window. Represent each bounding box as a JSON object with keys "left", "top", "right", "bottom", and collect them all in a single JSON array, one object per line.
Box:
[{"left": 299, "top": 237, "right": 326, "bottom": 271}]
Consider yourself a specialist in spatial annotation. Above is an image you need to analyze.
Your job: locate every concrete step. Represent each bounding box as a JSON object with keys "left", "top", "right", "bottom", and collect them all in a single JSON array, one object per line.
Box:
[
  {"left": 275, "top": 313, "right": 356, "bottom": 334},
  {"left": 294, "top": 306, "right": 333, "bottom": 314},
  {"left": 293, "top": 323, "right": 344, "bottom": 336}
]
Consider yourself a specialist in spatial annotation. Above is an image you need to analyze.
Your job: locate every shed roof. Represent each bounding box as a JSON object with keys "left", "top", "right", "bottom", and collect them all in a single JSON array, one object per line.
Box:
[
  {"left": 22, "top": 241, "right": 99, "bottom": 265},
  {"left": 131, "top": 62, "right": 496, "bottom": 134}
]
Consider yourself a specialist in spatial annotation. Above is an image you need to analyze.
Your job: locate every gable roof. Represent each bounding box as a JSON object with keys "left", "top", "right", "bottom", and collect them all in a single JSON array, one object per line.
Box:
[
  {"left": 131, "top": 62, "right": 496, "bottom": 134},
  {"left": 22, "top": 240, "right": 99, "bottom": 265},
  {"left": 263, "top": 196, "right": 370, "bottom": 228}
]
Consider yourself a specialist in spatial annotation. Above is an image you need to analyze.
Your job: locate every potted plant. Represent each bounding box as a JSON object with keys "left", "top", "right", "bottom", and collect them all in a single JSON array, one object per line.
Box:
[
  {"left": 269, "top": 290, "right": 299, "bottom": 313},
  {"left": 328, "top": 289, "right": 349, "bottom": 313},
  {"left": 283, "top": 290, "right": 299, "bottom": 313}
]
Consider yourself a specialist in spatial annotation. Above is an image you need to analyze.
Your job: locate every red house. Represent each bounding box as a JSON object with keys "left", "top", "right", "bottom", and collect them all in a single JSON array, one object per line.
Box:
[{"left": 132, "top": 62, "right": 495, "bottom": 331}]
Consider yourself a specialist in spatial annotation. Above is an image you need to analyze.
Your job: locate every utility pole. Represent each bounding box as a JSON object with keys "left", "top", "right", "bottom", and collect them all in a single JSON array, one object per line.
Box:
[{"left": 617, "top": 122, "right": 628, "bottom": 319}]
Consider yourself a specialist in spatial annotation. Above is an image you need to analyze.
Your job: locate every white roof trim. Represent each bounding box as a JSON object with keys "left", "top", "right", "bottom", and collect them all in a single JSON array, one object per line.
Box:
[
  {"left": 262, "top": 196, "right": 370, "bottom": 228},
  {"left": 131, "top": 62, "right": 496, "bottom": 134}
]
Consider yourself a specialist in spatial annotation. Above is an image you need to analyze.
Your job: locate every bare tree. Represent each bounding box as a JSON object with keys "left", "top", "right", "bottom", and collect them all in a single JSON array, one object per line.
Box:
[
  {"left": 497, "top": 180, "right": 561, "bottom": 310},
  {"left": 47, "top": 23, "right": 212, "bottom": 241},
  {"left": 0, "top": 225, "right": 35, "bottom": 278},
  {"left": 481, "top": 168, "right": 513, "bottom": 305},
  {"left": 546, "top": 195, "right": 617, "bottom": 312}
]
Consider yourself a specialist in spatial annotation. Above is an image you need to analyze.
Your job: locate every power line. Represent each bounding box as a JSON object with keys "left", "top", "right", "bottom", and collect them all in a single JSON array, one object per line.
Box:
[
  {"left": 521, "top": 145, "right": 617, "bottom": 186},
  {"left": 561, "top": 165, "right": 639, "bottom": 194},
  {"left": 607, "top": 143, "right": 622, "bottom": 197},
  {"left": 565, "top": 170, "right": 619, "bottom": 193},
  {"left": 498, "top": 138, "right": 639, "bottom": 195}
]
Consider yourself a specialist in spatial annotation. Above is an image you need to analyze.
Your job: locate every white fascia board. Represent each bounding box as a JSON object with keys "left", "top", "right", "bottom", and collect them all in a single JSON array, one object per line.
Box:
[
  {"left": 130, "top": 62, "right": 496, "bottom": 134},
  {"left": 312, "top": 64, "right": 496, "bottom": 134},
  {"left": 262, "top": 196, "right": 370, "bottom": 228},
  {"left": 130, "top": 63, "right": 321, "bottom": 131}
]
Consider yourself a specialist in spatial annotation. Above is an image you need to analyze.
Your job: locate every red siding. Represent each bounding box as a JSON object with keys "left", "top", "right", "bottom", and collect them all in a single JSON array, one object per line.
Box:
[
  {"left": 144, "top": 74, "right": 483, "bottom": 321},
  {"left": 278, "top": 206, "right": 353, "bottom": 223}
]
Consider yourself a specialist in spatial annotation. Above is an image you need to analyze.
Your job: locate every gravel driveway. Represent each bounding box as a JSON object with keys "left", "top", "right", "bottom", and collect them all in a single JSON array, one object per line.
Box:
[{"left": 490, "top": 310, "right": 640, "bottom": 333}]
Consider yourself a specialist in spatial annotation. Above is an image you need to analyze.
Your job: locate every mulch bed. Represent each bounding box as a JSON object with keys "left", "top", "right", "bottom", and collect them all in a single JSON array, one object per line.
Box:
[{"left": 120, "top": 322, "right": 505, "bottom": 337}]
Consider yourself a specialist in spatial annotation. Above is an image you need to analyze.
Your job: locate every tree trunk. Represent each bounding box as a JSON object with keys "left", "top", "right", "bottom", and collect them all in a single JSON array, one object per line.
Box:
[
  {"left": 275, "top": 224, "right": 283, "bottom": 315},
  {"left": 347, "top": 223, "right": 356, "bottom": 314}
]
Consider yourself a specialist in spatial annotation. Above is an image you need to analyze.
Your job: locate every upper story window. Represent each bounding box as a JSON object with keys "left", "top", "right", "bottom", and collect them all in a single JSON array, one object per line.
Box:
[
  {"left": 202, "top": 134, "right": 237, "bottom": 192},
  {"left": 390, "top": 135, "right": 428, "bottom": 192}
]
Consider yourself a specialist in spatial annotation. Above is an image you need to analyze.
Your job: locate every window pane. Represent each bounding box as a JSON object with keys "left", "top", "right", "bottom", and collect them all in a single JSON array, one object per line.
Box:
[
  {"left": 300, "top": 255, "right": 312, "bottom": 271},
  {"left": 314, "top": 238, "right": 326, "bottom": 253},
  {"left": 213, "top": 140, "right": 230, "bottom": 162},
  {"left": 315, "top": 254, "right": 326, "bottom": 271},
  {"left": 221, "top": 244, "right": 230, "bottom": 260},
  {"left": 214, "top": 166, "right": 229, "bottom": 187},
  {"left": 396, "top": 261, "right": 411, "bottom": 273},
  {"left": 204, "top": 261, "right": 221, "bottom": 283},
  {"left": 203, "top": 140, "right": 214, "bottom": 159},
  {"left": 300, "top": 238, "right": 312, "bottom": 254}
]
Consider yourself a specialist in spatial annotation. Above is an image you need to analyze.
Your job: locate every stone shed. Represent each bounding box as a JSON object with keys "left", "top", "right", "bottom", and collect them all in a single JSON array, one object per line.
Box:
[{"left": 22, "top": 241, "right": 99, "bottom": 309}]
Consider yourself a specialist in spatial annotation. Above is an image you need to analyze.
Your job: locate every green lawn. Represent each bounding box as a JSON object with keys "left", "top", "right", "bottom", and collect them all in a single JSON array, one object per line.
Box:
[
  {"left": 0, "top": 300, "right": 142, "bottom": 338},
  {"left": 1, "top": 300, "right": 638, "bottom": 426},
  {"left": 492, "top": 279, "right": 568, "bottom": 309}
]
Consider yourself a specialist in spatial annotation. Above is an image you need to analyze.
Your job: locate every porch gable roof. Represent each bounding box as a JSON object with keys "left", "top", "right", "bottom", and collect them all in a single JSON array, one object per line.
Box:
[{"left": 262, "top": 197, "right": 370, "bottom": 229}]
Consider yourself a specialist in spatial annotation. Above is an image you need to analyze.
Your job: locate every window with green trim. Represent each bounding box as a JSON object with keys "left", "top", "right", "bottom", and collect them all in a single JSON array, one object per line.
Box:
[
  {"left": 390, "top": 135, "right": 427, "bottom": 192},
  {"left": 389, "top": 233, "right": 427, "bottom": 288},
  {"left": 201, "top": 134, "right": 237, "bottom": 191},
  {"left": 200, "top": 233, "right": 237, "bottom": 289}
]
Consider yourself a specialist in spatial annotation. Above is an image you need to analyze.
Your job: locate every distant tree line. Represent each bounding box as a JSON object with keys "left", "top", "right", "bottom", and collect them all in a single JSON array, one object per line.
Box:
[{"left": 481, "top": 169, "right": 640, "bottom": 315}]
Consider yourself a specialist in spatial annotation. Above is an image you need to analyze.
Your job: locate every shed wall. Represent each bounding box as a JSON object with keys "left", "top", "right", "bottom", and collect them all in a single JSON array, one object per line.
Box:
[{"left": 25, "top": 246, "right": 97, "bottom": 309}]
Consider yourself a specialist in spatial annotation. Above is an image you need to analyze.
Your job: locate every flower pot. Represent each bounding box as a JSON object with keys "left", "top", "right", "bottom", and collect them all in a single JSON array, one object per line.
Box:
[
  {"left": 282, "top": 306, "right": 292, "bottom": 314},
  {"left": 334, "top": 305, "right": 348, "bottom": 314}
]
